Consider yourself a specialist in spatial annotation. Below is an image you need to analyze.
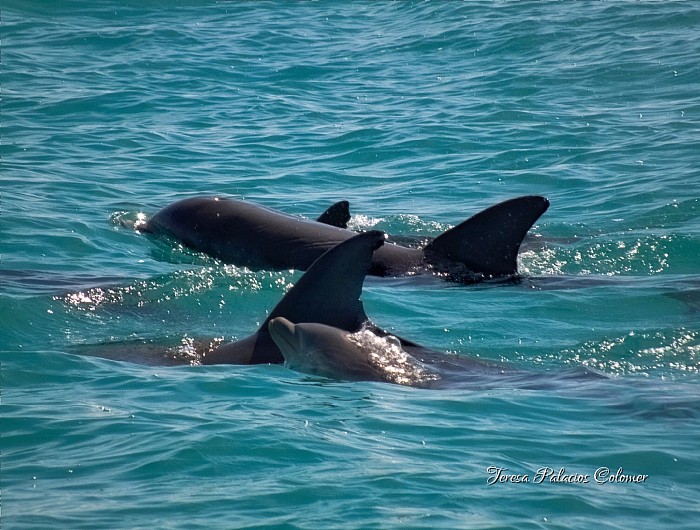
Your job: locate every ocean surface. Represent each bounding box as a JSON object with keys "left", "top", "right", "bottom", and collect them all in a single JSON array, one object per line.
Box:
[{"left": 2, "top": 1, "right": 700, "bottom": 528}]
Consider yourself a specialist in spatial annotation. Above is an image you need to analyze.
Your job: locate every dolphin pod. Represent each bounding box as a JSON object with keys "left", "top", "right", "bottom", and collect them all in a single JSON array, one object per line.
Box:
[
  {"left": 88, "top": 201, "right": 607, "bottom": 387},
  {"left": 139, "top": 195, "right": 549, "bottom": 283}
]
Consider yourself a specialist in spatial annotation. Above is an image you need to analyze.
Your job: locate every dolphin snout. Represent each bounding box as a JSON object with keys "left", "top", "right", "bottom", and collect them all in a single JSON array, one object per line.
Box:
[
  {"left": 268, "top": 317, "right": 301, "bottom": 358},
  {"left": 269, "top": 317, "right": 296, "bottom": 337}
]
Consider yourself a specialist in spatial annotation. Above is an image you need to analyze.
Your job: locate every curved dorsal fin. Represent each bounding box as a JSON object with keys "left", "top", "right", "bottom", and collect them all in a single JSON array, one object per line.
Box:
[
  {"left": 261, "top": 230, "right": 385, "bottom": 333},
  {"left": 209, "top": 230, "right": 385, "bottom": 365},
  {"left": 424, "top": 196, "right": 549, "bottom": 278},
  {"left": 316, "top": 200, "right": 351, "bottom": 229}
]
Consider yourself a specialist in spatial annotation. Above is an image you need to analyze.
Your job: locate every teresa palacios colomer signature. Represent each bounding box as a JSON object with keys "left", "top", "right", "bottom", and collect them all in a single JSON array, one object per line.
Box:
[{"left": 486, "top": 466, "right": 649, "bottom": 485}]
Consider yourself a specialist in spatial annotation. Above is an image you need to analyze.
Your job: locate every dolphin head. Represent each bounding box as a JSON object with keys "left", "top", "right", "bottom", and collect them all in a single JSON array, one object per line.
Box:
[
  {"left": 268, "top": 317, "right": 440, "bottom": 386},
  {"left": 268, "top": 317, "right": 379, "bottom": 381}
]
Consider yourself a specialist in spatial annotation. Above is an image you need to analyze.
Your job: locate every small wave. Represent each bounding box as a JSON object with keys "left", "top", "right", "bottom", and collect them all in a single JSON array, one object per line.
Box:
[{"left": 110, "top": 210, "right": 148, "bottom": 231}]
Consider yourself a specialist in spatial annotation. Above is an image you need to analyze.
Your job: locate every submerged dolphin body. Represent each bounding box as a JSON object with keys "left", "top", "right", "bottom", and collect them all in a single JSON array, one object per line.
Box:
[
  {"left": 267, "top": 315, "right": 607, "bottom": 388},
  {"left": 140, "top": 195, "right": 549, "bottom": 282}
]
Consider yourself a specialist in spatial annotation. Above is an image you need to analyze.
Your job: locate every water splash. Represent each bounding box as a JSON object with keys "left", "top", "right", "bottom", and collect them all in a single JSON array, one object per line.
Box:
[{"left": 347, "top": 327, "right": 440, "bottom": 386}]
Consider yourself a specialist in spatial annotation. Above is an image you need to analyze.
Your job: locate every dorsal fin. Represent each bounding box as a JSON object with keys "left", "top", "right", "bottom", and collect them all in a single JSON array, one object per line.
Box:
[
  {"left": 261, "top": 230, "right": 385, "bottom": 333},
  {"left": 424, "top": 196, "right": 549, "bottom": 278},
  {"left": 316, "top": 200, "right": 351, "bottom": 229},
  {"left": 203, "top": 230, "right": 386, "bottom": 365}
]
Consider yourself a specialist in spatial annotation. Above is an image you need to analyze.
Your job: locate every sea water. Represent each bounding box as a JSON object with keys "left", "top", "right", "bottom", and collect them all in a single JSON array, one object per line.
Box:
[{"left": 2, "top": 1, "right": 700, "bottom": 528}]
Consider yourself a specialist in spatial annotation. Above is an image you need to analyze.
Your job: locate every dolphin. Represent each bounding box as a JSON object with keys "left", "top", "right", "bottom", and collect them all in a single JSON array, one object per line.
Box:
[
  {"left": 139, "top": 195, "right": 549, "bottom": 283},
  {"left": 202, "top": 229, "right": 508, "bottom": 384},
  {"left": 73, "top": 230, "right": 486, "bottom": 372},
  {"left": 201, "top": 230, "right": 395, "bottom": 364}
]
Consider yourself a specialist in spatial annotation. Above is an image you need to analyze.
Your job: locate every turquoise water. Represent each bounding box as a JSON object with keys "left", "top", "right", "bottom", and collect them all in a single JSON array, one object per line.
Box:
[{"left": 3, "top": 1, "right": 700, "bottom": 527}]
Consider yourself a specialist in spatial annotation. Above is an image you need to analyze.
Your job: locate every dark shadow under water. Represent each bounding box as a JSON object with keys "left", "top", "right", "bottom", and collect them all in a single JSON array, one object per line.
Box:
[
  {"left": 70, "top": 338, "right": 608, "bottom": 391},
  {"left": 404, "top": 346, "right": 608, "bottom": 390},
  {"left": 1, "top": 269, "right": 134, "bottom": 297}
]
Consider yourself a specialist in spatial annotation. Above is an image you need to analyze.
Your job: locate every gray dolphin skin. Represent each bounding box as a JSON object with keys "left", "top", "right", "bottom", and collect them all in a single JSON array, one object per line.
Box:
[
  {"left": 268, "top": 318, "right": 389, "bottom": 382},
  {"left": 141, "top": 195, "right": 549, "bottom": 282}
]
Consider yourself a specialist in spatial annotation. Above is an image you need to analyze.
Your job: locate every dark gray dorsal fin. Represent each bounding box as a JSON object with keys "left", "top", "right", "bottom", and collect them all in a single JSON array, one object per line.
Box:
[
  {"left": 316, "top": 200, "right": 351, "bottom": 229},
  {"left": 424, "top": 196, "right": 549, "bottom": 278},
  {"left": 261, "top": 230, "right": 386, "bottom": 333},
  {"left": 205, "top": 230, "right": 385, "bottom": 366}
]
